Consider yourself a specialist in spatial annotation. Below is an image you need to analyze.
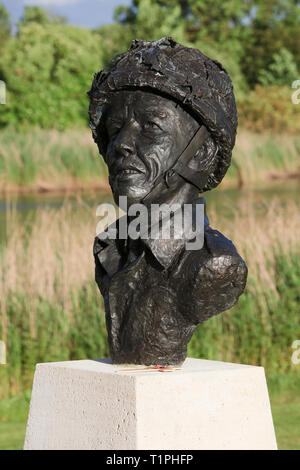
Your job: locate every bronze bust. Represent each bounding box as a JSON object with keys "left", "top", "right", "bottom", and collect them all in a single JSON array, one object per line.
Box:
[{"left": 88, "top": 37, "right": 247, "bottom": 366}]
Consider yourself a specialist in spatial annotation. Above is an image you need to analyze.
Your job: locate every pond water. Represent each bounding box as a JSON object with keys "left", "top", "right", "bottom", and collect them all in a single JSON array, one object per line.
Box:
[{"left": 0, "top": 181, "right": 299, "bottom": 242}]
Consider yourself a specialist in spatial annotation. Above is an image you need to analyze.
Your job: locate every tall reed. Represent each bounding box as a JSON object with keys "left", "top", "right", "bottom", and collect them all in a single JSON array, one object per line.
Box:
[
  {"left": 189, "top": 197, "right": 300, "bottom": 373},
  {"left": 0, "top": 128, "right": 108, "bottom": 191},
  {"left": 0, "top": 128, "right": 299, "bottom": 191},
  {"left": 227, "top": 130, "right": 300, "bottom": 187}
]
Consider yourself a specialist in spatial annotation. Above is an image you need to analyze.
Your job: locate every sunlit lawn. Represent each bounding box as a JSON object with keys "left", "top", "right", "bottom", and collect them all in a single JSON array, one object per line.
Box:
[
  {"left": 0, "top": 387, "right": 299, "bottom": 450},
  {"left": 0, "top": 422, "right": 27, "bottom": 450},
  {"left": 0, "top": 393, "right": 30, "bottom": 450},
  {"left": 271, "top": 395, "right": 300, "bottom": 450}
]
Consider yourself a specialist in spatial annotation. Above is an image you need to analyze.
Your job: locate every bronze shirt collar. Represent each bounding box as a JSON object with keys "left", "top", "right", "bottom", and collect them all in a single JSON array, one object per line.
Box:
[{"left": 94, "top": 198, "right": 209, "bottom": 272}]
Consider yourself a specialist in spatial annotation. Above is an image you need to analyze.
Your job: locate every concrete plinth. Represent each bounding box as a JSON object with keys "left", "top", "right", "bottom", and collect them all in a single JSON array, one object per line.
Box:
[{"left": 24, "top": 358, "right": 277, "bottom": 450}]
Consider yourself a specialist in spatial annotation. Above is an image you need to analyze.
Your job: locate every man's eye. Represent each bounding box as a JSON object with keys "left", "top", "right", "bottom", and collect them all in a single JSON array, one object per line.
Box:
[
  {"left": 107, "top": 123, "right": 122, "bottom": 137},
  {"left": 143, "top": 121, "right": 161, "bottom": 131}
]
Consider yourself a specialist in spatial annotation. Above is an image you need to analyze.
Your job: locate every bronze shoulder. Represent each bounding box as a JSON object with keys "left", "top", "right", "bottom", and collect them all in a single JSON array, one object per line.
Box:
[{"left": 178, "top": 227, "right": 248, "bottom": 324}]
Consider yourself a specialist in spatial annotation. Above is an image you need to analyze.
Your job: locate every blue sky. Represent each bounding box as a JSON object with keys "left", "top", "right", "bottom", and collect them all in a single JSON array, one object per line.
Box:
[{"left": 1, "top": 0, "right": 132, "bottom": 30}]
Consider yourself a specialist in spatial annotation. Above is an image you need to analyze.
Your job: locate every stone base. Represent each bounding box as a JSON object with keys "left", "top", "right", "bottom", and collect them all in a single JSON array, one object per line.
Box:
[{"left": 24, "top": 358, "right": 277, "bottom": 450}]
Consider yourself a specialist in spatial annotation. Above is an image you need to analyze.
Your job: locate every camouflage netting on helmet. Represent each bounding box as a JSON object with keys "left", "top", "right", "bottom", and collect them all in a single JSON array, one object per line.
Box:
[{"left": 88, "top": 37, "right": 238, "bottom": 192}]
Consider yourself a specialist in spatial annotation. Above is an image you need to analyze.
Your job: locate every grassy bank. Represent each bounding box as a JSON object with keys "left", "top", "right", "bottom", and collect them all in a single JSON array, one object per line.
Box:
[
  {"left": 0, "top": 128, "right": 299, "bottom": 193},
  {"left": 0, "top": 128, "right": 109, "bottom": 193},
  {"left": 229, "top": 130, "right": 300, "bottom": 188}
]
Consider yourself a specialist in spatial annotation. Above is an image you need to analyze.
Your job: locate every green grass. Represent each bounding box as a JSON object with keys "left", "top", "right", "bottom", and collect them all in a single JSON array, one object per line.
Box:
[
  {"left": 0, "top": 379, "right": 299, "bottom": 450},
  {"left": 0, "top": 128, "right": 107, "bottom": 189},
  {"left": 268, "top": 374, "right": 300, "bottom": 450},
  {"left": 227, "top": 131, "right": 300, "bottom": 186},
  {"left": 0, "top": 283, "right": 110, "bottom": 398},
  {"left": 0, "top": 422, "right": 27, "bottom": 450},
  {"left": 0, "top": 393, "right": 30, "bottom": 450},
  {"left": 272, "top": 401, "right": 300, "bottom": 450}
]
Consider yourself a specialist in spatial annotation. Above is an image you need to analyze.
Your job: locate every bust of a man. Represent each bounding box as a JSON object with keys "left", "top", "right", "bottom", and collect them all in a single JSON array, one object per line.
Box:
[{"left": 88, "top": 37, "right": 247, "bottom": 366}]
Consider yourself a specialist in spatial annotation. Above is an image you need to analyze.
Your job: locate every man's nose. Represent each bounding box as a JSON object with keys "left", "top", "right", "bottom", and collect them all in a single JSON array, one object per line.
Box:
[{"left": 114, "top": 122, "right": 137, "bottom": 158}]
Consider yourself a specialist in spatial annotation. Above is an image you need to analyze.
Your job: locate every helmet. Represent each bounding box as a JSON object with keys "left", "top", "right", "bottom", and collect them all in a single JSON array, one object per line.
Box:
[{"left": 88, "top": 37, "right": 238, "bottom": 191}]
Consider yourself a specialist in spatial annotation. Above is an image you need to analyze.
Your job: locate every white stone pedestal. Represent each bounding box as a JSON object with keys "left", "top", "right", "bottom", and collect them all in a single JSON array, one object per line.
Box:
[{"left": 24, "top": 358, "right": 277, "bottom": 450}]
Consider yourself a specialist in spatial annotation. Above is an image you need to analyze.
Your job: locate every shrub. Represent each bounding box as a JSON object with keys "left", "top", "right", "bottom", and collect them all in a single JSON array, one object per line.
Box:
[
  {"left": 238, "top": 85, "right": 300, "bottom": 133},
  {"left": 258, "top": 48, "right": 299, "bottom": 87},
  {"left": 0, "top": 23, "right": 104, "bottom": 129}
]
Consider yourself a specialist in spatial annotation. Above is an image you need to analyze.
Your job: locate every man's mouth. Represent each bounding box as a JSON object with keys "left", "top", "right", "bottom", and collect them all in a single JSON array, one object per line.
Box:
[
  {"left": 119, "top": 169, "right": 142, "bottom": 175},
  {"left": 115, "top": 166, "right": 145, "bottom": 178}
]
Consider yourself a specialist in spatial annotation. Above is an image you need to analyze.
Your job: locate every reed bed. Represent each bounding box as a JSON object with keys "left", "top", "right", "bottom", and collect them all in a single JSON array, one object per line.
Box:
[
  {"left": 0, "top": 128, "right": 299, "bottom": 192},
  {"left": 228, "top": 130, "right": 300, "bottom": 187},
  {"left": 189, "top": 197, "right": 300, "bottom": 372},
  {"left": 0, "top": 196, "right": 300, "bottom": 397},
  {"left": 0, "top": 128, "right": 108, "bottom": 192}
]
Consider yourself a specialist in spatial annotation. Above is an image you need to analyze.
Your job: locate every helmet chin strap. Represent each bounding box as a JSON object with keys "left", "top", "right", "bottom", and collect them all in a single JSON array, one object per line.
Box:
[{"left": 142, "top": 125, "right": 210, "bottom": 204}]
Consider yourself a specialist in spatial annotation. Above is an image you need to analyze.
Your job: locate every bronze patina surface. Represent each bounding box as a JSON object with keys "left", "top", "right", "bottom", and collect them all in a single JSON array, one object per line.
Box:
[{"left": 88, "top": 37, "right": 248, "bottom": 366}]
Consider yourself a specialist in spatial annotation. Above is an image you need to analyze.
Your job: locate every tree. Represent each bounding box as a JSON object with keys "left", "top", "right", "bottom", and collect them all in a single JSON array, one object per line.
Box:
[
  {"left": 115, "top": 0, "right": 253, "bottom": 58},
  {"left": 19, "top": 6, "right": 67, "bottom": 27},
  {"left": 96, "top": 23, "right": 133, "bottom": 66},
  {"left": 0, "top": 22, "right": 104, "bottom": 129},
  {"left": 113, "top": 0, "right": 248, "bottom": 99},
  {"left": 0, "top": 4, "right": 11, "bottom": 49},
  {"left": 240, "top": 0, "right": 300, "bottom": 86},
  {"left": 258, "top": 48, "right": 299, "bottom": 87},
  {"left": 114, "top": 0, "right": 185, "bottom": 44},
  {"left": 115, "top": 0, "right": 300, "bottom": 88}
]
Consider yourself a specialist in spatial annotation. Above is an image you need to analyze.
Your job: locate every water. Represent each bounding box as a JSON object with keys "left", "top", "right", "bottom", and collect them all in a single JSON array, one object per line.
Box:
[{"left": 0, "top": 182, "right": 299, "bottom": 242}]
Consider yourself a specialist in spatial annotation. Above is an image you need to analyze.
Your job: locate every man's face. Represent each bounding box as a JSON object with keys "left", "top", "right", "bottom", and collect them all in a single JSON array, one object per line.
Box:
[{"left": 102, "top": 90, "right": 198, "bottom": 206}]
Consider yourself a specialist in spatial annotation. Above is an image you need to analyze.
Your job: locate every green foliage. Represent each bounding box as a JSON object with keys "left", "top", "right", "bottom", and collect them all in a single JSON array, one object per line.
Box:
[
  {"left": 241, "top": 1, "right": 300, "bottom": 87},
  {"left": 117, "top": 0, "right": 252, "bottom": 47},
  {"left": 0, "top": 22, "right": 104, "bottom": 129},
  {"left": 0, "top": 282, "right": 109, "bottom": 398},
  {"left": 259, "top": 48, "right": 299, "bottom": 87},
  {"left": 115, "top": 0, "right": 185, "bottom": 43},
  {"left": 0, "top": 4, "right": 10, "bottom": 50},
  {"left": 0, "top": 128, "right": 107, "bottom": 188},
  {"left": 105, "top": 1, "right": 248, "bottom": 100},
  {"left": 19, "top": 6, "right": 67, "bottom": 26},
  {"left": 117, "top": 0, "right": 300, "bottom": 86},
  {"left": 0, "top": 1, "right": 299, "bottom": 130},
  {"left": 238, "top": 85, "right": 300, "bottom": 133},
  {"left": 96, "top": 23, "right": 133, "bottom": 66}
]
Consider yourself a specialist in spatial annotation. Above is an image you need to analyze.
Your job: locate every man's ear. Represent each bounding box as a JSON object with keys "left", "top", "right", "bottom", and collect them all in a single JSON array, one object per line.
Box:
[
  {"left": 188, "top": 138, "right": 218, "bottom": 173},
  {"left": 184, "top": 138, "right": 219, "bottom": 191},
  {"left": 165, "top": 135, "right": 219, "bottom": 192}
]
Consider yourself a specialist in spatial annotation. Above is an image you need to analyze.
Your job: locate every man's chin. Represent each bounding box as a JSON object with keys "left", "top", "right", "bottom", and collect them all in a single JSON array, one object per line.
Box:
[{"left": 112, "top": 186, "right": 151, "bottom": 209}]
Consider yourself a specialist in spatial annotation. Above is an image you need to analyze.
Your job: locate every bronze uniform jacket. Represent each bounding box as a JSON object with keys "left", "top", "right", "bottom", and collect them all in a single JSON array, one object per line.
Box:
[{"left": 94, "top": 199, "right": 248, "bottom": 365}]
